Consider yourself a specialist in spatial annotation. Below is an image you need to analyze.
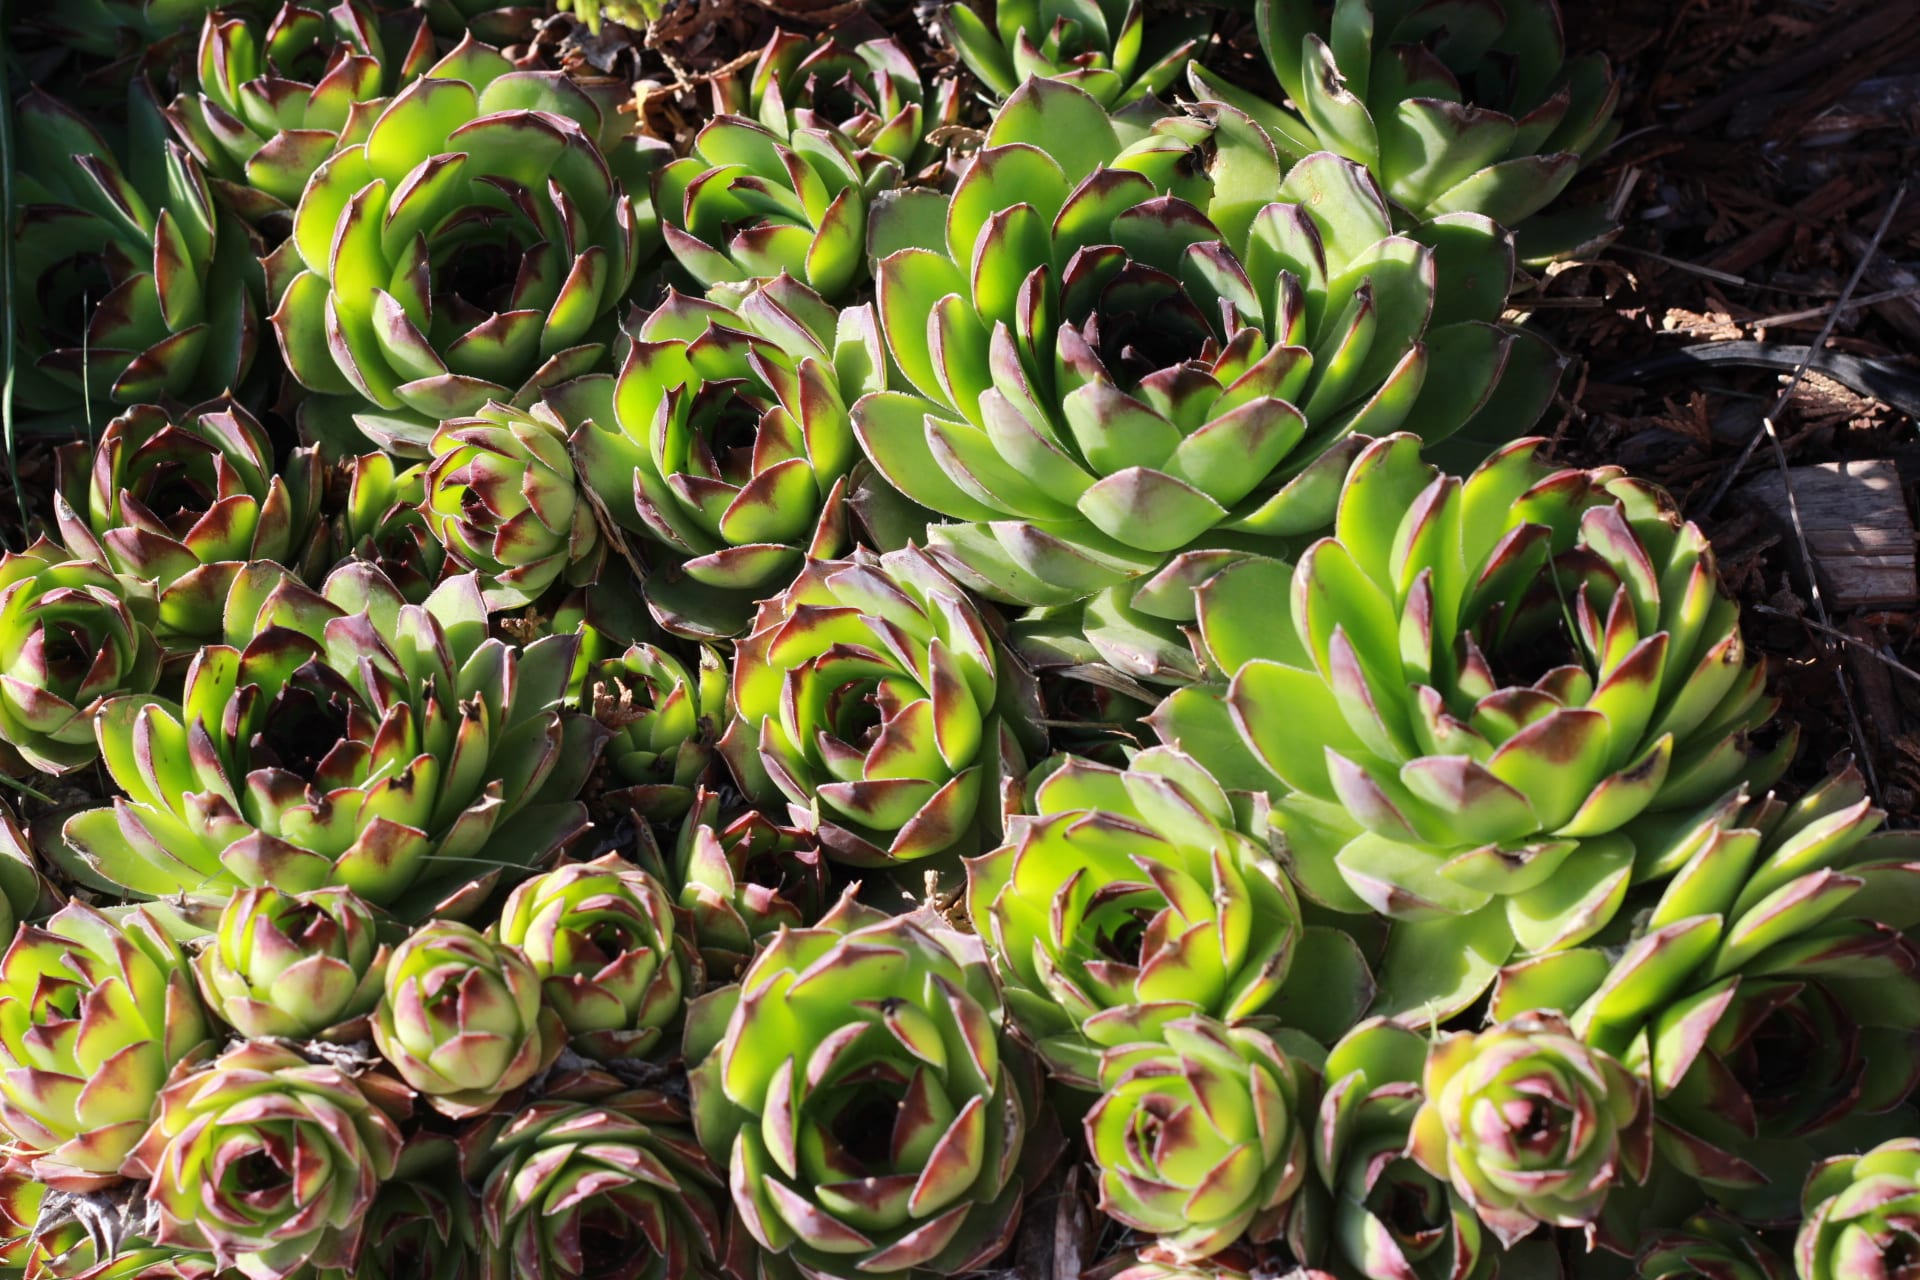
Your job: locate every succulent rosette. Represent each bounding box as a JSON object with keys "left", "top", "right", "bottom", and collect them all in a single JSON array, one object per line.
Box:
[
  {"left": 685, "top": 892, "right": 1045, "bottom": 1278},
  {"left": 1155, "top": 434, "right": 1792, "bottom": 1019},
  {"left": 269, "top": 39, "right": 662, "bottom": 451},
  {"left": 941, "top": 0, "right": 1206, "bottom": 109},
  {"left": 493, "top": 855, "right": 696, "bottom": 1062},
  {"left": 1194, "top": 0, "right": 1620, "bottom": 258},
  {"left": 968, "top": 747, "right": 1340, "bottom": 1085},
  {"left": 420, "top": 401, "right": 604, "bottom": 608},
  {"left": 329, "top": 452, "right": 445, "bottom": 603},
  {"left": 593, "top": 643, "right": 726, "bottom": 818},
  {"left": 1490, "top": 766, "right": 1920, "bottom": 1214},
  {"left": 191, "top": 885, "right": 389, "bottom": 1039},
  {"left": 0, "top": 902, "right": 213, "bottom": 1190},
  {"left": 657, "top": 22, "right": 961, "bottom": 302},
  {"left": 854, "top": 81, "right": 1556, "bottom": 608},
  {"left": 54, "top": 399, "right": 324, "bottom": 643},
  {"left": 554, "top": 277, "right": 876, "bottom": 639},
  {"left": 1307, "top": 1018, "right": 1490, "bottom": 1280},
  {"left": 1087, "top": 1016, "right": 1314, "bottom": 1264},
  {"left": 1640, "top": 1212, "right": 1791, "bottom": 1280},
  {"left": 60, "top": 566, "right": 602, "bottom": 920},
  {"left": 0, "top": 539, "right": 162, "bottom": 776},
  {"left": 467, "top": 1086, "right": 724, "bottom": 1280},
  {"left": 655, "top": 114, "right": 890, "bottom": 303},
  {"left": 10, "top": 88, "right": 263, "bottom": 414},
  {"left": 720, "top": 544, "right": 1040, "bottom": 866},
  {"left": 715, "top": 24, "right": 960, "bottom": 178},
  {"left": 166, "top": 0, "right": 436, "bottom": 224},
  {"left": 371, "top": 919, "right": 565, "bottom": 1117},
  {"left": 123, "top": 1041, "right": 406, "bottom": 1280},
  {"left": 1408, "top": 1011, "right": 1651, "bottom": 1247},
  {"left": 1795, "top": 1138, "right": 1920, "bottom": 1280},
  {"left": 673, "top": 787, "right": 827, "bottom": 980}
]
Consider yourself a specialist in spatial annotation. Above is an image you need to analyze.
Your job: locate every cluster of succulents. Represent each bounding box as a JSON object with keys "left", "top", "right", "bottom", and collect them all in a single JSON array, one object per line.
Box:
[{"left": 2, "top": 1, "right": 1908, "bottom": 1279}]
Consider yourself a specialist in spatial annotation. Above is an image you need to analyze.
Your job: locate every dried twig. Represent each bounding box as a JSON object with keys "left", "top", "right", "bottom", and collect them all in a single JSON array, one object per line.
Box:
[
  {"left": 1751, "top": 282, "right": 1920, "bottom": 328},
  {"left": 1752, "top": 604, "right": 1920, "bottom": 689}
]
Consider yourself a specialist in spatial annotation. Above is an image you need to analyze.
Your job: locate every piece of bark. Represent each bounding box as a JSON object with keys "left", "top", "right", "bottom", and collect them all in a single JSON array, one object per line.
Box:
[{"left": 1741, "top": 459, "right": 1918, "bottom": 610}]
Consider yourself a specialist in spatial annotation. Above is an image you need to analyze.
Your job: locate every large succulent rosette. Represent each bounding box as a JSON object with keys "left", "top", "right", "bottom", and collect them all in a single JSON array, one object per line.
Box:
[
  {"left": 855, "top": 82, "right": 1555, "bottom": 608},
  {"left": 166, "top": 0, "right": 436, "bottom": 224},
  {"left": 55, "top": 399, "right": 324, "bottom": 644},
  {"left": 372, "top": 919, "right": 565, "bottom": 1117},
  {"left": 269, "top": 40, "right": 661, "bottom": 451},
  {"left": 0, "top": 539, "right": 162, "bottom": 775},
  {"left": 673, "top": 787, "right": 827, "bottom": 981},
  {"left": 1491, "top": 766, "right": 1920, "bottom": 1217},
  {"left": 1156, "top": 434, "right": 1791, "bottom": 1020},
  {"left": 1194, "top": 0, "right": 1620, "bottom": 257},
  {"left": 685, "top": 893, "right": 1046, "bottom": 1278},
  {"left": 1408, "top": 1011, "right": 1651, "bottom": 1247},
  {"left": 555, "top": 278, "right": 877, "bottom": 639},
  {"left": 192, "top": 885, "right": 389, "bottom": 1039},
  {"left": 60, "top": 566, "right": 602, "bottom": 920},
  {"left": 0, "top": 902, "right": 213, "bottom": 1190},
  {"left": 11, "top": 89, "right": 262, "bottom": 413},
  {"left": 1795, "top": 1137, "right": 1920, "bottom": 1280},
  {"left": 123, "top": 1041, "right": 407, "bottom": 1280},
  {"left": 969, "top": 747, "right": 1348, "bottom": 1085},
  {"left": 421, "top": 401, "right": 604, "bottom": 608},
  {"left": 1307, "top": 1019, "right": 1490, "bottom": 1280},
  {"left": 594, "top": 643, "right": 727, "bottom": 818},
  {"left": 720, "top": 545, "right": 1040, "bottom": 865},
  {"left": 1087, "top": 1016, "right": 1313, "bottom": 1264},
  {"left": 492, "top": 855, "right": 696, "bottom": 1063},
  {"left": 941, "top": 0, "right": 1206, "bottom": 108},
  {"left": 468, "top": 1085, "right": 724, "bottom": 1280}
]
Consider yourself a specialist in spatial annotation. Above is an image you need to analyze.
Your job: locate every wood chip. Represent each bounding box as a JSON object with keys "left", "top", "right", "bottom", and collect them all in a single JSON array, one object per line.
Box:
[{"left": 1741, "top": 459, "right": 1918, "bottom": 609}]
